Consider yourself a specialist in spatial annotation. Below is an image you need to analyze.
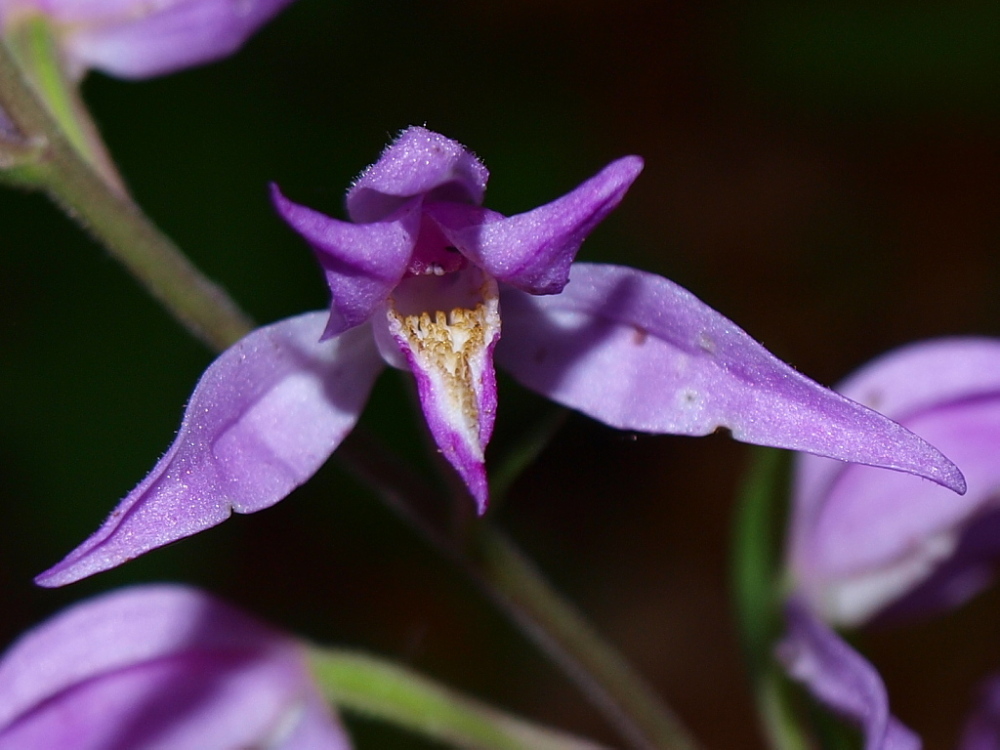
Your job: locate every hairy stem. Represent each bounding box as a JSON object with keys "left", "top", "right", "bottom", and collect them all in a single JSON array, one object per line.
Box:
[{"left": 0, "top": 40, "right": 253, "bottom": 350}]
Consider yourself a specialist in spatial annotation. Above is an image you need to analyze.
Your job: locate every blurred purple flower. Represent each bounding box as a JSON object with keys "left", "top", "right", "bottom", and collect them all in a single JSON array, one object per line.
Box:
[
  {"left": 0, "top": 585, "right": 349, "bottom": 749},
  {"left": 37, "top": 127, "right": 964, "bottom": 587},
  {"left": 789, "top": 338, "right": 1000, "bottom": 628},
  {"left": 0, "top": 0, "right": 294, "bottom": 79},
  {"left": 777, "top": 597, "right": 920, "bottom": 750}
]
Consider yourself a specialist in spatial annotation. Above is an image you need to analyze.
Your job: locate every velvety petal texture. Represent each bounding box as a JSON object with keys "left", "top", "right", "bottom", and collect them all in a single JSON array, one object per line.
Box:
[
  {"left": 37, "top": 313, "right": 383, "bottom": 587},
  {"left": 1, "top": 0, "right": 296, "bottom": 79},
  {"left": 346, "top": 126, "right": 489, "bottom": 223},
  {"left": 777, "top": 598, "right": 920, "bottom": 750},
  {"left": 497, "top": 263, "right": 965, "bottom": 493},
  {"left": 0, "top": 585, "right": 350, "bottom": 749},
  {"left": 789, "top": 338, "right": 1000, "bottom": 626}
]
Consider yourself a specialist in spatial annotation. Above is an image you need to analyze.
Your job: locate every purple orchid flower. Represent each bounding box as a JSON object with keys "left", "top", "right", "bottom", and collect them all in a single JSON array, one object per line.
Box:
[
  {"left": 0, "top": 0, "right": 294, "bottom": 79},
  {"left": 777, "top": 597, "right": 920, "bottom": 750},
  {"left": 36, "top": 127, "right": 964, "bottom": 588},
  {"left": 0, "top": 585, "right": 350, "bottom": 749},
  {"left": 789, "top": 337, "right": 1000, "bottom": 628}
]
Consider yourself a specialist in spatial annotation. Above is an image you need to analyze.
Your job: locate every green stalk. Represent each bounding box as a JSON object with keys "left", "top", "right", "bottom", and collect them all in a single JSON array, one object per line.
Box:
[
  {"left": 308, "top": 647, "right": 612, "bottom": 750},
  {"left": 0, "top": 39, "right": 253, "bottom": 350},
  {"left": 4, "top": 18, "right": 127, "bottom": 194}
]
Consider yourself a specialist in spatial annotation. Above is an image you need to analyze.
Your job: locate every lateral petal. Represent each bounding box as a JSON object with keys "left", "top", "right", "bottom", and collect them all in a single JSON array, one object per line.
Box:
[
  {"left": 496, "top": 263, "right": 965, "bottom": 493},
  {"left": 430, "top": 156, "right": 643, "bottom": 295},
  {"left": 777, "top": 598, "right": 920, "bottom": 750},
  {"left": 36, "top": 313, "right": 383, "bottom": 587},
  {"left": 272, "top": 184, "right": 417, "bottom": 338}
]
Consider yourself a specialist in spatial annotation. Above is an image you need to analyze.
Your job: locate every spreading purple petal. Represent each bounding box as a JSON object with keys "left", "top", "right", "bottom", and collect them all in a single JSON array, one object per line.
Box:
[
  {"left": 790, "top": 338, "right": 1000, "bottom": 626},
  {"left": 346, "top": 126, "right": 489, "bottom": 223},
  {"left": 0, "top": 585, "right": 350, "bottom": 749},
  {"left": 36, "top": 313, "right": 383, "bottom": 587},
  {"left": 272, "top": 184, "right": 418, "bottom": 338},
  {"left": 497, "top": 262, "right": 965, "bottom": 493},
  {"left": 777, "top": 598, "right": 920, "bottom": 750},
  {"left": 429, "top": 156, "right": 644, "bottom": 295}
]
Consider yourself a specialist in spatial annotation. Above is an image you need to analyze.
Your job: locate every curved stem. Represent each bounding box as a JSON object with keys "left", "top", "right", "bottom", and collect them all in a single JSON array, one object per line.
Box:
[{"left": 0, "top": 39, "right": 253, "bottom": 350}]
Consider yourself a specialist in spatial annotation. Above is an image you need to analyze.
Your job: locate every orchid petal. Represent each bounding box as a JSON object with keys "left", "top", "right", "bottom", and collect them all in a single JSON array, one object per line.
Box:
[
  {"left": 430, "top": 156, "right": 644, "bottom": 295},
  {"left": 778, "top": 598, "right": 920, "bottom": 750},
  {"left": 382, "top": 268, "right": 501, "bottom": 512},
  {"left": 52, "top": 0, "right": 297, "bottom": 80},
  {"left": 272, "top": 184, "right": 417, "bottom": 339},
  {"left": 346, "top": 126, "right": 489, "bottom": 223},
  {"left": 0, "top": 585, "right": 350, "bottom": 749},
  {"left": 496, "top": 263, "right": 965, "bottom": 493},
  {"left": 36, "top": 313, "right": 383, "bottom": 587},
  {"left": 791, "top": 339, "right": 1000, "bottom": 626}
]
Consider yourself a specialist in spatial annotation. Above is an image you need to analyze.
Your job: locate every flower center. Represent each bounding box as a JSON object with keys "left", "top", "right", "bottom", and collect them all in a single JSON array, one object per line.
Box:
[{"left": 383, "top": 267, "right": 501, "bottom": 466}]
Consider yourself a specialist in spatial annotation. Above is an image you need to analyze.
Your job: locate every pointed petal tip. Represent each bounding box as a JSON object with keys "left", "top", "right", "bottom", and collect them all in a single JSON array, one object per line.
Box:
[
  {"left": 268, "top": 181, "right": 291, "bottom": 212},
  {"left": 612, "top": 154, "right": 644, "bottom": 179},
  {"left": 474, "top": 488, "right": 490, "bottom": 516},
  {"left": 936, "top": 460, "right": 967, "bottom": 495}
]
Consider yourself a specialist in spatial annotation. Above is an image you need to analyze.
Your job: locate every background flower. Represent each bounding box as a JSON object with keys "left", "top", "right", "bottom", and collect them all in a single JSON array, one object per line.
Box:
[
  {"left": 789, "top": 338, "right": 1000, "bottom": 627},
  {"left": 0, "top": 0, "right": 296, "bottom": 79},
  {"left": 0, "top": 585, "right": 349, "bottom": 748}
]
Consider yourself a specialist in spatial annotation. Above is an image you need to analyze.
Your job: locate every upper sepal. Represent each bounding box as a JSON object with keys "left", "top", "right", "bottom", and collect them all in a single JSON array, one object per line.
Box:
[
  {"left": 346, "top": 126, "right": 489, "bottom": 223},
  {"left": 36, "top": 313, "right": 383, "bottom": 587}
]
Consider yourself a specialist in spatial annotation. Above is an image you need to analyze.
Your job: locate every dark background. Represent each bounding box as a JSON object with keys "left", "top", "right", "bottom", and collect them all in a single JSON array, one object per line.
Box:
[{"left": 3, "top": 2, "right": 1000, "bottom": 747}]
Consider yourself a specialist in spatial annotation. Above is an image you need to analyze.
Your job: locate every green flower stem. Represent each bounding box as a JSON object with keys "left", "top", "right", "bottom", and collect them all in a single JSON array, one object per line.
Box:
[
  {"left": 308, "top": 647, "right": 613, "bottom": 750},
  {"left": 336, "top": 429, "right": 701, "bottom": 750},
  {"left": 5, "top": 18, "right": 127, "bottom": 194},
  {"left": 0, "top": 39, "right": 253, "bottom": 350},
  {"left": 731, "top": 448, "right": 813, "bottom": 750}
]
